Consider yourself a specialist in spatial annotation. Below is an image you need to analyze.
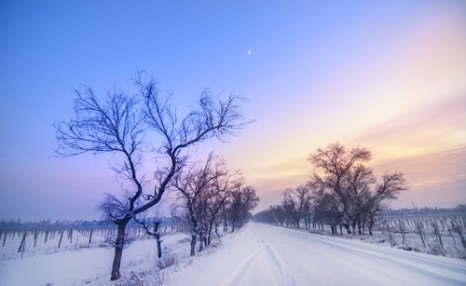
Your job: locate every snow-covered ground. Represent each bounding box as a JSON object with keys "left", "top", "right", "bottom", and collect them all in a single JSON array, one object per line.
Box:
[
  {"left": 0, "top": 232, "right": 191, "bottom": 285},
  {"left": 1, "top": 223, "right": 466, "bottom": 285},
  {"left": 170, "top": 223, "right": 466, "bottom": 285}
]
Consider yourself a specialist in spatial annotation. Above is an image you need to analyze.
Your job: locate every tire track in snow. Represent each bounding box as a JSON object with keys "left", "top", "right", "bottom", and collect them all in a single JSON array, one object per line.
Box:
[
  {"left": 219, "top": 229, "right": 297, "bottom": 286},
  {"left": 218, "top": 236, "right": 263, "bottom": 286},
  {"left": 262, "top": 241, "right": 297, "bottom": 286}
]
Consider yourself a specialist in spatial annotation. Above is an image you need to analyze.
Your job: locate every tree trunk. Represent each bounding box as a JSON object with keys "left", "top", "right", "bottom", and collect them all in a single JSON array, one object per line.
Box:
[
  {"left": 344, "top": 224, "right": 351, "bottom": 234},
  {"left": 198, "top": 234, "right": 205, "bottom": 252},
  {"left": 155, "top": 234, "right": 162, "bottom": 258},
  {"left": 342, "top": 208, "right": 352, "bottom": 234},
  {"left": 153, "top": 222, "right": 162, "bottom": 258},
  {"left": 368, "top": 217, "right": 374, "bottom": 236},
  {"left": 207, "top": 221, "right": 214, "bottom": 246},
  {"left": 111, "top": 222, "right": 128, "bottom": 281},
  {"left": 215, "top": 223, "right": 221, "bottom": 239},
  {"left": 190, "top": 234, "right": 197, "bottom": 256}
]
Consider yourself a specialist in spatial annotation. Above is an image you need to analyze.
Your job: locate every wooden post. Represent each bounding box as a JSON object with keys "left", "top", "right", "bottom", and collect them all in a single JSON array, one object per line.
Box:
[
  {"left": 58, "top": 231, "right": 64, "bottom": 248},
  {"left": 89, "top": 229, "right": 93, "bottom": 244},
  {"left": 18, "top": 232, "right": 27, "bottom": 253},
  {"left": 2, "top": 231, "right": 8, "bottom": 247}
]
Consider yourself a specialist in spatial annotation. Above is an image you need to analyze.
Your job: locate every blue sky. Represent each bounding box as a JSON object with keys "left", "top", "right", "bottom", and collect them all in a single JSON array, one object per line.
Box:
[{"left": 1, "top": 0, "right": 465, "bottom": 220}]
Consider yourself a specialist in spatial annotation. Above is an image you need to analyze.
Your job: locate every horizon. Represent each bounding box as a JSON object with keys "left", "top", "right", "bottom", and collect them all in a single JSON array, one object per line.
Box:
[{"left": 1, "top": 1, "right": 465, "bottom": 221}]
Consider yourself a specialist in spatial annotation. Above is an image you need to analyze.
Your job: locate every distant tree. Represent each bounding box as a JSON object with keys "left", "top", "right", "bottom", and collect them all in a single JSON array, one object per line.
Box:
[
  {"left": 205, "top": 161, "right": 237, "bottom": 245},
  {"left": 282, "top": 189, "right": 297, "bottom": 227},
  {"left": 363, "top": 172, "right": 407, "bottom": 235},
  {"left": 176, "top": 155, "right": 242, "bottom": 256},
  {"left": 55, "top": 73, "right": 246, "bottom": 280},
  {"left": 253, "top": 205, "right": 287, "bottom": 226},
  {"left": 281, "top": 185, "right": 311, "bottom": 228},
  {"left": 309, "top": 143, "right": 371, "bottom": 234},
  {"left": 309, "top": 186, "right": 343, "bottom": 234},
  {"left": 228, "top": 185, "right": 260, "bottom": 232},
  {"left": 309, "top": 143, "right": 407, "bottom": 235},
  {"left": 173, "top": 154, "right": 234, "bottom": 256},
  {"left": 269, "top": 205, "right": 286, "bottom": 226}
]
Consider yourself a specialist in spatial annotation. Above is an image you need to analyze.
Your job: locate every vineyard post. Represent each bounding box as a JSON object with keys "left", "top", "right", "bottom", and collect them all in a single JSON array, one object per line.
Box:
[
  {"left": 18, "top": 232, "right": 27, "bottom": 253},
  {"left": 58, "top": 231, "right": 64, "bottom": 248},
  {"left": 2, "top": 231, "right": 8, "bottom": 247},
  {"left": 33, "top": 230, "right": 38, "bottom": 247},
  {"left": 415, "top": 220, "right": 426, "bottom": 248},
  {"left": 398, "top": 220, "right": 406, "bottom": 244},
  {"left": 89, "top": 229, "right": 93, "bottom": 244},
  {"left": 451, "top": 221, "right": 466, "bottom": 251}
]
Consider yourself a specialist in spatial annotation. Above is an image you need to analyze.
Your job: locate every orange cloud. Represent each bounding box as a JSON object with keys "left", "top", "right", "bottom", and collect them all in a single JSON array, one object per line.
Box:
[{"left": 353, "top": 94, "right": 466, "bottom": 163}]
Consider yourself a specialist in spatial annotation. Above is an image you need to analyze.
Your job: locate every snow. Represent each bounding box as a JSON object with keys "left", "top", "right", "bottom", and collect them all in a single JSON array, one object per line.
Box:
[
  {"left": 1, "top": 223, "right": 466, "bottom": 285},
  {"left": 1, "top": 245, "right": 112, "bottom": 285},
  {"left": 169, "top": 223, "right": 466, "bottom": 286},
  {"left": 0, "top": 232, "right": 190, "bottom": 286}
]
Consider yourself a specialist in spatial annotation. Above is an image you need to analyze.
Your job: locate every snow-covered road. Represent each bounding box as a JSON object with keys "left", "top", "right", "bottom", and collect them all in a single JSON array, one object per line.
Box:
[{"left": 171, "top": 222, "right": 466, "bottom": 286}]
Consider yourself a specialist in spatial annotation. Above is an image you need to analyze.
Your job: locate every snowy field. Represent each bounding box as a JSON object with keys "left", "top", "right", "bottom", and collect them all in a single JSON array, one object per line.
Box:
[
  {"left": 1, "top": 223, "right": 466, "bottom": 285},
  {"left": 0, "top": 230, "right": 193, "bottom": 285}
]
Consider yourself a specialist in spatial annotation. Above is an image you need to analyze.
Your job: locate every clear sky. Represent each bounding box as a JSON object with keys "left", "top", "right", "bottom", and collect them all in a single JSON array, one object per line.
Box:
[{"left": 1, "top": 0, "right": 465, "bottom": 220}]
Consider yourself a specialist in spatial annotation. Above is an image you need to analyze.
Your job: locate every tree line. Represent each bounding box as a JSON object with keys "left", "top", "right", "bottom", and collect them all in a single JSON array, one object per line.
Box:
[
  {"left": 171, "top": 153, "right": 259, "bottom": 256},
  {"left": 54, "top": 72, "right": 255, "bottom": 280},
  {"left": 254, "top": 143, "right": 408, "bottom": 236}
]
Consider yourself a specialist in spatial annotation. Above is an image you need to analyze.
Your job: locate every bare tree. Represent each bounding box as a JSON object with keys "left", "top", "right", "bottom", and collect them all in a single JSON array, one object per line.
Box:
[
  {"left": 55, "top": 74, "right": 246, "bottom": 280},
  {"left": 173, "top": 155, "right": 218, "bottom": 256},
  {"left": 228, "top": 185, "right": 260, "bottom": 232},
  {"left": 309, "top": 187, "right": 343, "bottom": 234},
  {"left": 308, "top": 143, "right": 407, "bottom": 236},
  {"left": 280, "top": 186, "right": 311, "bottom": 228},
  {"left": 282, "top": 189, "right": 297, "bottom": 228},
  {"left": 253, "top": 205, "right": 287, "bottom": 226},
  {"left": 133, "top": 202, "right": 166, "bottom": 259},
  {"left": 174, "top": 154, "right": 236, "bottom": 256},
  {"left": 309, "top": 143, "right": 371, "bottom": 234},
  {"left": 364, "top": 172, "right": 407, "bottom": 235},
  {"left": 205, "top": 162, "right": 236, "bottom": 245}
]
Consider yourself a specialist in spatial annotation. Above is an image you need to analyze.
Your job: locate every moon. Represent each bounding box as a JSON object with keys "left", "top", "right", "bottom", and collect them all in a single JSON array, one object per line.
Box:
[{"left": 248, "top": 50, "right": 252, "bottom": 56}]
